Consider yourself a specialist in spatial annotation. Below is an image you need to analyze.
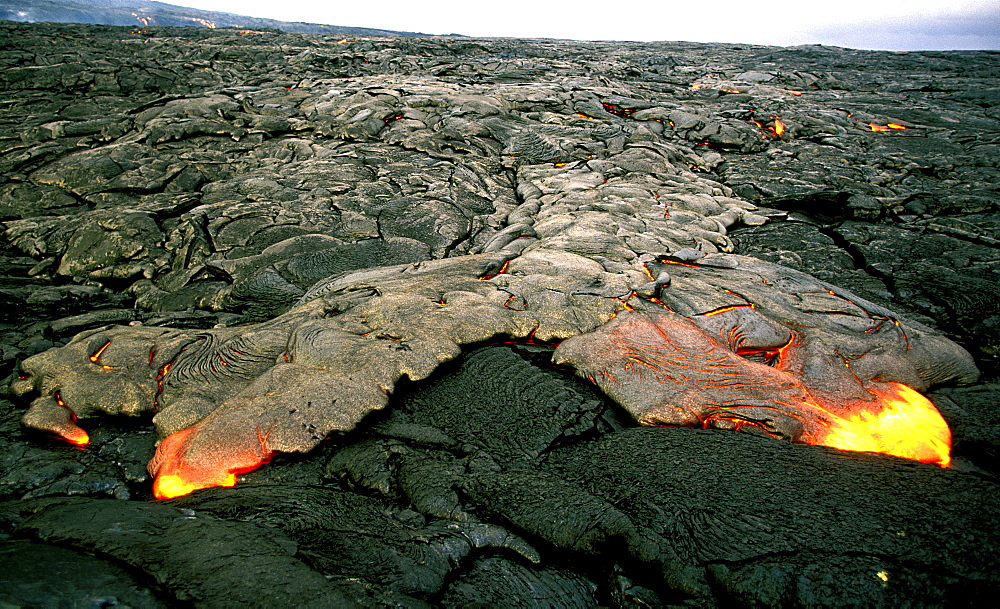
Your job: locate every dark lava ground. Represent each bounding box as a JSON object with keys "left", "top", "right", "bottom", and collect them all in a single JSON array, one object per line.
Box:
[{"left": 0, "top": 21, "right": 998, "bottom": 607}]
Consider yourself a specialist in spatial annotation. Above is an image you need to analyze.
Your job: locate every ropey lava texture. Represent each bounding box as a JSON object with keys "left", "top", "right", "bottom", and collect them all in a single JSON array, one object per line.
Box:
[
  {"left": 555, "top": 254, "right": 977, "bottom": 465},
  {"left": 12, "top": 249, "right": 978, "bottom": 496},
  {"left": 4, "top": 20, "right": 982, "bottom": 497},
  {"left": 2, "top": 22, "right": 999, "bottom": 606}
]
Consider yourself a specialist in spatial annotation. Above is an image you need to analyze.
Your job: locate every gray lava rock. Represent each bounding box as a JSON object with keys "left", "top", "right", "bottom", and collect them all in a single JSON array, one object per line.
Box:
[
  {"left": 2, "top": 20, "right": 999, "bottom": 609},
  {"left": 544, "top": 427, "right": 1000, "bottom": 606}
]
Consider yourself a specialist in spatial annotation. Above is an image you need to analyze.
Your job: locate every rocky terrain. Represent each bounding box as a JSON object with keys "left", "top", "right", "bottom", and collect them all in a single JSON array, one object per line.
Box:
[
  {"left": 1, "top": 21, "right": 998, "bottom": 607},
  {"left": 3, "top": 0, "right": 424, "bottom": 35}
]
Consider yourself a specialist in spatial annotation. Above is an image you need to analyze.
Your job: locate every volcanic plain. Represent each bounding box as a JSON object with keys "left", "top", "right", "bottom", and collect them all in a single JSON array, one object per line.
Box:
[{"left": 1, "top": 21, "right": 999, "bottom": 607}]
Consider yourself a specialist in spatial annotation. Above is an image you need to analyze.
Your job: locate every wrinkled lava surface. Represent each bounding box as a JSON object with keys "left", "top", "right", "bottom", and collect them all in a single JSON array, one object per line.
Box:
[{"left": 2, "top": 22, "right": 999, "bottom": 607}]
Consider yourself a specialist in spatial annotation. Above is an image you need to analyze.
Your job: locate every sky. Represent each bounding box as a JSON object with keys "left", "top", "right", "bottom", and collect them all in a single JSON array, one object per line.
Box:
[{"left": 161, "top": 0, "right": 1000, "bottom": 51}]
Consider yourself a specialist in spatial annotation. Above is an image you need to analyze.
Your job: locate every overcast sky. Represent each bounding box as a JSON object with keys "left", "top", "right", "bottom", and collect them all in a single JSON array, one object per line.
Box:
[{"left": 162, "top": 0, "right": 1000, "bottom": 50}]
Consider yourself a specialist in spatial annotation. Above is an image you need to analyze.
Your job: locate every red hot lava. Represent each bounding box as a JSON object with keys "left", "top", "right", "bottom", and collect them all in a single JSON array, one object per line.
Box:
[{"left": 553, "top": 309, "right": 955, "bottom": 468}]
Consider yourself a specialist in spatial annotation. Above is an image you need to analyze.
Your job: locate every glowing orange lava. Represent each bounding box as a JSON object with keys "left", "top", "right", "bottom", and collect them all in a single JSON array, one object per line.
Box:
[
  {"left": 131, "top": 12, "right": 154, "bottom": 27},
  {"left": 869, "top": 122, "right": 907, "bottom": 132},
  {"left": 655, "top": 258, "right": 698, "bottom": 267},
  {"left": 63, "top": 427, "right": 90, "bottom": 446},
  {"left": 150, "top": 425, "right": 273, "bottom": 499},
  {"left": 816, "top": 382, "right": 951, "bottom": 467},
  {"left": 88, "top": 341, "right": 111, "bottom": 363},
  {"left": 153, "top": 471, "right": 236, "bottom": 500},
  {"left": 697, "top": 304, "right": 753, "bottom": 317},
  {"left": 478, "top": 259, "right": 510, "bottom": 280},
  {"left": 187, "top": 17, "right": 216, "bottom": 28},
  {"left": 51, "top": 394, "right": 90, "bottom": 446}
]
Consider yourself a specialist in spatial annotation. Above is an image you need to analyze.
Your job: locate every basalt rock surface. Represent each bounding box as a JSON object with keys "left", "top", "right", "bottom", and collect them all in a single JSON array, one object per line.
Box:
[{"left": 2, "top": 21, "right": 999, "bottom": 607}]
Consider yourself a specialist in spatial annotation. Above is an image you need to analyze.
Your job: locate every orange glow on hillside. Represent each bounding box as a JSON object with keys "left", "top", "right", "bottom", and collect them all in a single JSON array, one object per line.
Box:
[
  {"left": 817, "top": 382, "right": 951, "bottom": 467},
  {"left": 187, "top": 17, "right": 216, "bottom": 28}
]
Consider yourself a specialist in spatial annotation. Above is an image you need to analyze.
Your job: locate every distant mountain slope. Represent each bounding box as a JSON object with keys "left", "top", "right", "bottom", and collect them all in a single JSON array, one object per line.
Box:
[{"left": 1, "top": 0, "right": 430, "bottom": 35}]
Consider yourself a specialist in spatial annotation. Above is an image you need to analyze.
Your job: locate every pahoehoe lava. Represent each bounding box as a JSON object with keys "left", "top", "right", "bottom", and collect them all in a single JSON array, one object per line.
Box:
[{"left": 1, "top": 21, "right": 998, "bottom": 607}]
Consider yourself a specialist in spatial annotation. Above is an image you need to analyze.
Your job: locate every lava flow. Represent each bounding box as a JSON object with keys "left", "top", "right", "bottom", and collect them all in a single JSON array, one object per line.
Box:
[
  {"left": 869, "top": 122, "right": 907, "bottom": 132},
  {"left": 150, "top": 424, "right": 274, "bottom": 499},
  {"left": 54, "top": 394, "right": 90, "bottom": 446},
  {"left": 816, "top": 382, "right": 951, "bottom": 467},
  {"left": 553, "top": 310, "right": 956, "bottom": 470},
  {"left": 751, "top": 118, "right": 786, "bottom": 138}
]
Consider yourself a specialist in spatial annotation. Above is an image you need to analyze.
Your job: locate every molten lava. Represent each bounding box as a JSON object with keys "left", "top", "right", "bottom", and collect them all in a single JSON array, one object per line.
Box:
[
  {"left": 553, "top": 310, "right": 957, "bottom": 471},
  {"left": 150, "top": 423, "right": 274, "bottom": 499},
  {"left": 187, "top": 17, "right": 216, "bottom": 29},
  {"left": 153, "top": 471, "right": 235, "bottom": 500},
  {"left": 131, "top": 12, "right": 154, "bottom": 27},
  {"left": 817, "top": 382, "right": 951, "bottom": 467},
  {"left": 52, "top": 393, "right": 90, "bottom": 446},
  {"left": 61, "top": 426, "right": 90, "bottom": 446},
  {"left": 478, "top": 259, "right": 510, "bottom": 280},
  {"left": 869, "top": 122, "right": 907, "bottom": 132},
  {"left": 751, "top": 117, "right": 786, "bottom": 138}
]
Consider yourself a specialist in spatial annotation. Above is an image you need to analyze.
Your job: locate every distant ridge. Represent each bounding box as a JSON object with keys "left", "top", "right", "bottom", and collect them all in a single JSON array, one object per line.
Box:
[{"left": 1, "top": 0, "right": 434, "bottom": 36}]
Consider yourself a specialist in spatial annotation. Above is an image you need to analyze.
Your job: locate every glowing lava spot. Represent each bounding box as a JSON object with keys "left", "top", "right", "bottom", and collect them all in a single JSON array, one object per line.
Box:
[
  {"left": 817, "top": 382, "right": 951, "bottom": 467},
  {"left": 869, "top": 122, "right": 907, "bottom": 132},
  {"left": 150, "top": 426, "right": 271, "bottom": 499},
  {"left": 63, "top": 427, "right": 90, "bottom": 447},
  {"left": 153, "top": 471, "right": 235, "bottom": 500},
  {"left": 54, "top": 393, "right": 89, "bottom": 446}
]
